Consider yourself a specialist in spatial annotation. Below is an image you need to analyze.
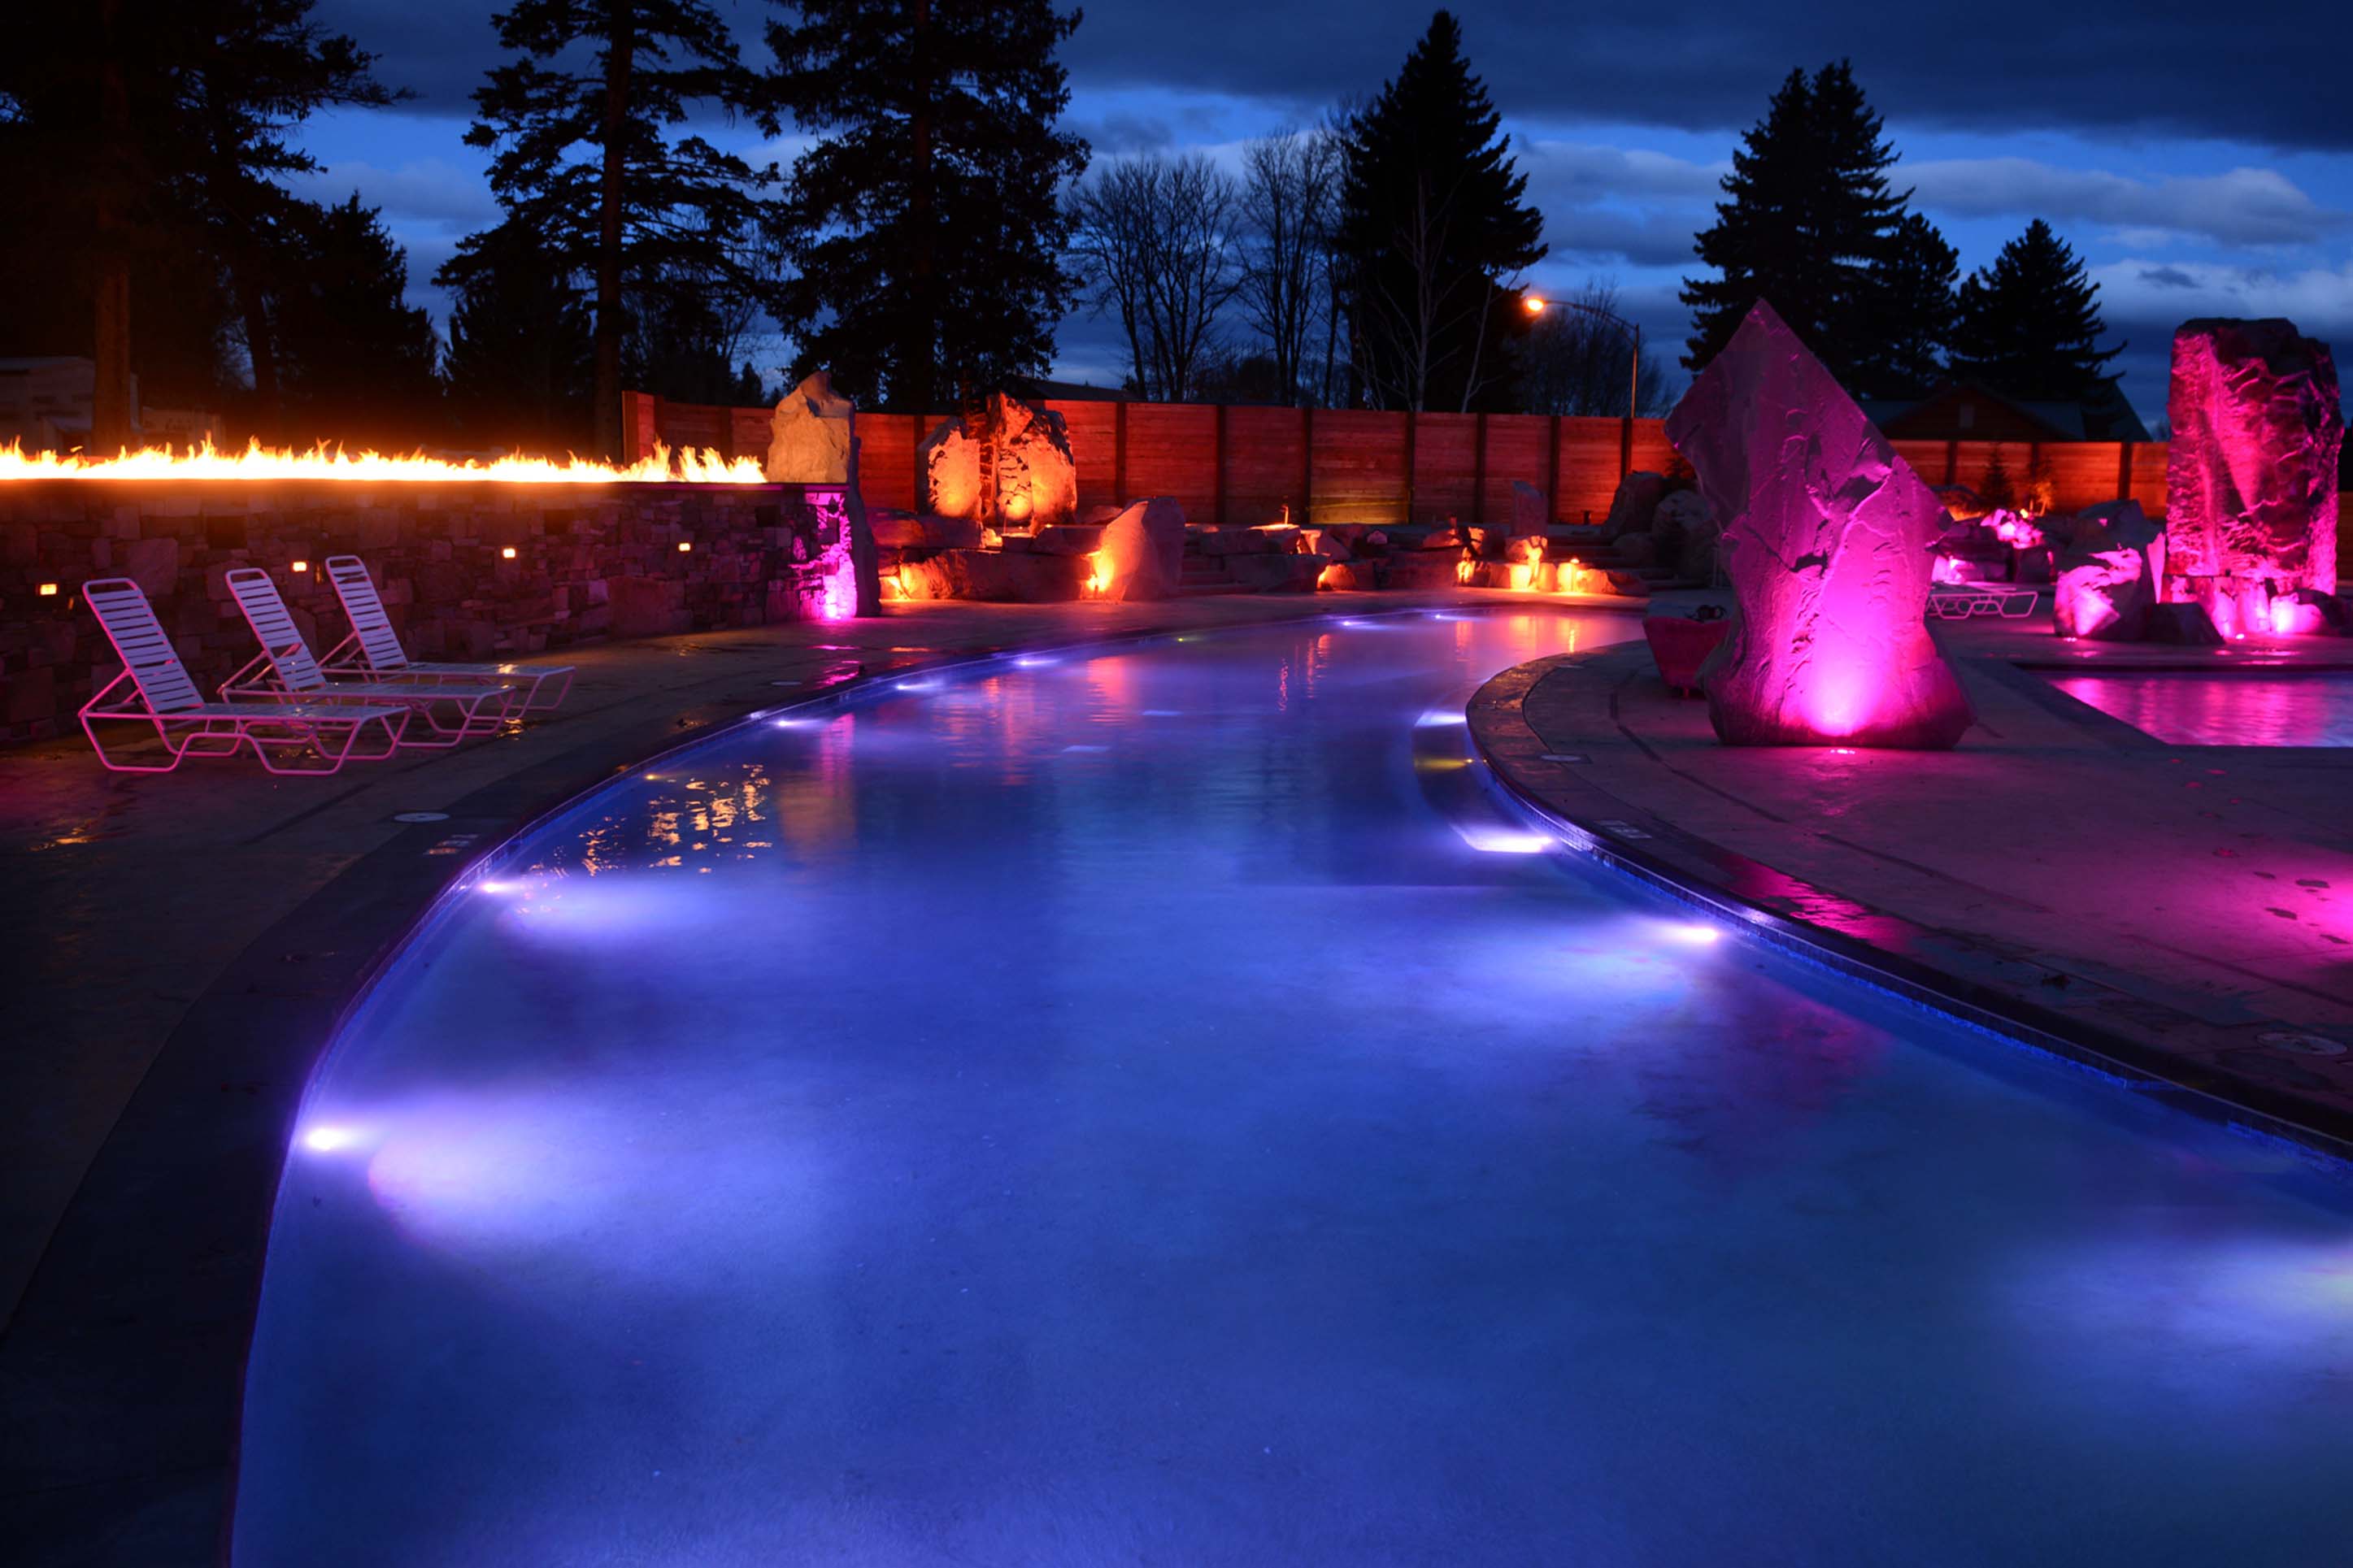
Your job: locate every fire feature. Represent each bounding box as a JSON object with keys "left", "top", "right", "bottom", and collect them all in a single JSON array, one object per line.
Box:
[{"left": 0, "top": 438, "right": 765, "bottom": 484}]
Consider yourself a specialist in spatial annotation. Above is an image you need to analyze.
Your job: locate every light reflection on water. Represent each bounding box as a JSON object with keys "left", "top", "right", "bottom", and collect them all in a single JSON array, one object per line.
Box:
[
  {"left": 2052, "top": 672, "right": 2353, "bottom": 747},
  {"left": 241, "top": 610, "right": 2353, "bottom": 1567}
]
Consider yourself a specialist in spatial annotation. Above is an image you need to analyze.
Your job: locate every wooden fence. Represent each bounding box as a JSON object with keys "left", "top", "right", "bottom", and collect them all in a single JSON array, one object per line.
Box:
[{"left": 624, "top": 391, "right": 2174, "bottom": 527}]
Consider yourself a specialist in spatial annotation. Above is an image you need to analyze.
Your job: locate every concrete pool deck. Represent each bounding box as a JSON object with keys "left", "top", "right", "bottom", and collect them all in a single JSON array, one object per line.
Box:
[
  {"left": 1472, "top": 602, "right": 2353, "bottom": 1154},
  {"left": 0, "top": 587, "right": 1617, "bottom": 1566}
]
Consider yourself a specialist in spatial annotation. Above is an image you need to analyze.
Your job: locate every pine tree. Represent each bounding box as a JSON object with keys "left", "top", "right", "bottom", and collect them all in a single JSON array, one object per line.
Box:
[
  {"left": 1336, "top": 11, "right": 1546, "bottom": 412},
  {"left": 459, "top": 0, "right": 775, "bottom": 457},
  {"left": 0, "top": 0, "right": 396, "bottom": 445},
  {"left": 1853, "top": 211, "right": 1958, "bottom": 400},
  {"left": 269, "top": 194, "right": 442, "bottom": 448},
  {"left": 1682, "top": 61, "right": 1912, "bottom": 390},
  {"left": 1947, "top": 219, "right": 2120, "bottom": 403},
  {"left": 768, "top": 0, "right": 1089, "bottom": 412},
  {"left": 441, "top": 219, "right": 595, "bottom": 453}
]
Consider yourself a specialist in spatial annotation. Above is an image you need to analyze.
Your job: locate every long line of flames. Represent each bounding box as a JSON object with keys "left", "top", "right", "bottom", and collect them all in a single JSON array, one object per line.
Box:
[{"left": 0, "top": 438, "right": 767, "bottom": 484}]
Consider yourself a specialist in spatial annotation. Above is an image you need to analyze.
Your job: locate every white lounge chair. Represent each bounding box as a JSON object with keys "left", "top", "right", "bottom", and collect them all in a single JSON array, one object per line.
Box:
[
  {"left": 1928, "top": 584, "right": 2039, "bottom": 620},
  {"left": 79, "top": 578, "right": 408, "bottom": 775},
  {"left": 321, "top": 554, "right": 574, "bottom": 711},
  {"left": 220, "top": 567, "right": 519, "bottom": 747}
]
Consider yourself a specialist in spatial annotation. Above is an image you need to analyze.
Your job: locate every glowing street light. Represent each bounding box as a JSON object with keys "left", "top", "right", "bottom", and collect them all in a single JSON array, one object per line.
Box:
[{"left": 1522, "top": 293, "right": 1642, "bottom": 426}]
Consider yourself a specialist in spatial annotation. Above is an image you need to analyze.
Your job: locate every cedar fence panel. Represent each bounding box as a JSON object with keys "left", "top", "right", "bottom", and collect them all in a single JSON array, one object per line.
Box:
[
  {"left": 1223, "top": 406, "right": 1307, "bottom": 526},
  {"left": 627, "top": 391, "right": 2180, "bottom": 525},
  {"left": 1411, "top": 414, "right": 1478, "bottom": 524},
  {"left": 1479, "top": 415, "right": 1551, "bottom": 528},
  {"left": 1309, "top": 410, "right": 1410, "bottom": 525},
  {"left": 1050, "top": 402, "right": 1121, "bottom": 513}
]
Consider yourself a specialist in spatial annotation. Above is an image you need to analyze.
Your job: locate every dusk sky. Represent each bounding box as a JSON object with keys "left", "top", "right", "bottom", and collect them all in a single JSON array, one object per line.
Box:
[{"left": 302, "top": 0, "right": 2353, "bottom": 425}]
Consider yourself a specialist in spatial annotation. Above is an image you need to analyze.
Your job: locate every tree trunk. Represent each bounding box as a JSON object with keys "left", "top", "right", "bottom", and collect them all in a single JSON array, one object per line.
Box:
[
  {"left": 90, "top": 0, "right": 136, "bottom": 452},
  {"left": 594, "top": 3, "right": 635, "bottom": 459},
  {"left": 237, "top": 267, "right": 281, "bottom": 442},
  {"left": 906, "top": 0, "right": 936, "bottom": 412}
]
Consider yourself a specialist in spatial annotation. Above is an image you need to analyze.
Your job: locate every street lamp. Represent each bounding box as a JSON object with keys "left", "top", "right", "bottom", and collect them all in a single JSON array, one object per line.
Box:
[{"left": 1524, "top": 293, "right": 1642, "bottom": 426}]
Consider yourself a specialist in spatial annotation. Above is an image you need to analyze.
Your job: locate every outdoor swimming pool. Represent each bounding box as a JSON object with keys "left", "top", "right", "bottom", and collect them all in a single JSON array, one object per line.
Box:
[
  {"left": 2051, "top": 670, "right": 2353, "bottom": 747},
  {"left": 235, "top": 609, "right": 2353, "bottom": 1565}
]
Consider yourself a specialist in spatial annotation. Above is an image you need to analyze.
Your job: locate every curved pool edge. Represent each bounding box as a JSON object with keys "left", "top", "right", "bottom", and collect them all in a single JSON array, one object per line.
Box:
[
  {"left": 0, "top": 593, "right": 1642, "bottom": 1567},
  {"left": 1467, "top": 653, "right": 2353, "bottom": 1166}
]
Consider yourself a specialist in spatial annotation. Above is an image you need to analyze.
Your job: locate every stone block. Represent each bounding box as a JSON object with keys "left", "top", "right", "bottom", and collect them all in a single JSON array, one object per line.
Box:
[
  {"left": 1222, "top": 554, "right": 1321, "bottom": 593},
  {"left": 765, "top": 371, "right": 855, "bottom": 485},
  {"left": 1095, "top": 498, "right": 1187, "bottom": 602},
  {"left": 1603, "top": 471, "right": 1668, "bottom": 541}
]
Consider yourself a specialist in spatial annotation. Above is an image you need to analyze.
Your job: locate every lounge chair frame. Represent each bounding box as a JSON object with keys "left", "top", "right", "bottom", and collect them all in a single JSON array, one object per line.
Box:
[
  {"left": 78, "top": 578, "right": 408, "bottom": 775},
  {"left": 320, "top": 554, "right": 575, "bottom": 711},
  {"left": 219, "top": 567, "right": 520, "bottom": 747}
]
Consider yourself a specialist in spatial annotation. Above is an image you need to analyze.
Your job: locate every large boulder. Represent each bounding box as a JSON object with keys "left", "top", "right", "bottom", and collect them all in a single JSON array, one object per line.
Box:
[
  {"left": 1663, "top": 299, "right": 1972, "bottom": 749},
  {"left": 2055, "top": 552, "right": 2155, "bottom": 640},
  {"left": 1223, "top": 553, "right": 1322, "bottom": 593},
  {"left": 2146, "top": 602, "right": 2226, "bottom": 645},
  {"left": 1654, "top": 489, "right": 1716, "bottom": 580},
  {"left": 765, "top": 371, "right": 854, "bottom": 484},
  {"left": 1094, "top": 497, "right": 1186, "bottom": 602},
  {"left": 2164, "top": 319, "right": 2343, "bottom": 596},
  {"left": 894, "top": 549, "right": 1085, "bottom": 603},
  {"left": 919, "top": 393, "right": 1080, "bottom": 529},
  {"left": 2052, "top": 499, "right": 2166, "bottom": 641},
  {"left": 1602, "top": 471, "right": 1669, "bottom": 541}
]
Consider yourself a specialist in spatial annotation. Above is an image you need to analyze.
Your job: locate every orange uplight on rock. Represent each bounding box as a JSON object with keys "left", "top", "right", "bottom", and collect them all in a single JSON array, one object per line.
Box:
[
  {"left": 502, "top": 546, "right": 517, "bottom": 559},
  {"left": 1085, "top": 550, "right": 1114, "bottom": 597}
]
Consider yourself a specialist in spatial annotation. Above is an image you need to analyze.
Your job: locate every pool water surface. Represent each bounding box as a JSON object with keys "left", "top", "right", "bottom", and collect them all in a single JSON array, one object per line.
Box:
[
  {"left": 235, "top": 610, "right": 2353, "bottom": 1565},
  {"left": 2050, "top": 670, "right": 2353, "bottom": 747}
]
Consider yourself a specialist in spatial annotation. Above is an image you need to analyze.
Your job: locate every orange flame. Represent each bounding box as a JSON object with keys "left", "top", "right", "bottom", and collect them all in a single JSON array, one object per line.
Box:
[{"left": 0, "top": 437, "right": 767, "bottom": 484}]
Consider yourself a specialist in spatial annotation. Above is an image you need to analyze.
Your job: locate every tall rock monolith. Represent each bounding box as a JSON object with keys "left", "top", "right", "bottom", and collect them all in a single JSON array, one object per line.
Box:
[
  {"left": 1663, "top": 300, "right": 1972, "bottom": 749},
  {"left": 919, "top": 393, "right": 1080, "bottom": 530},
  {"left": 2164, "top": 318, "right": 2342, "bottom": 600}
]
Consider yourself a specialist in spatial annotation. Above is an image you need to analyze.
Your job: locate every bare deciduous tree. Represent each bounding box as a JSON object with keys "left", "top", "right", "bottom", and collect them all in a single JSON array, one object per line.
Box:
[
  {"left": 1343, "top": 164, "right": 1520, "bottom": 413},
  {"left": 1514, "top": 284, "right": 1675, "bottom": 417},
  {"left": 1066, "top": 154, "right": 1243, "bottom": 402},
  {"left": 1237, "top": 127, "right": 1342, "bottom": 406}
]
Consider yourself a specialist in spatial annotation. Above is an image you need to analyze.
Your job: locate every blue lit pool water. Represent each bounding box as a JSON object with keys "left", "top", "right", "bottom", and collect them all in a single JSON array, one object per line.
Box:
[
  {"left": 236, "top": 610, "right": 2353, "bottom": 1565},
  {"left": 2051, "top": 671, "right": 2353, "bottom": 747}
]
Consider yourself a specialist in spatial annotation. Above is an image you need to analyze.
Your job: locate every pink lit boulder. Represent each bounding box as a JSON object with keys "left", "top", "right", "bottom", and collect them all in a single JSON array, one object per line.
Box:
[
  {"left": 1094, "top": 497, "right": 1186, "bottom": 602},
  {"left": 2053, "top": 500, "right": 2164, "bottom": 641},
  {"left": 2165, "top": 319, "right": 2342, "bottom": 596},
  {"left": 1663, "top": 300, "right": 1972, "bottom": 749}
]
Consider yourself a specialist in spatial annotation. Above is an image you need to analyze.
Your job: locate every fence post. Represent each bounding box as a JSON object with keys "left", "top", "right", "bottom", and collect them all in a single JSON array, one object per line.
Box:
[
  {"left": 1546, "top": 414, "right": 1561, "bottom": 527},
  {"left": 911, "top": 415, "right": 925, "bottom": 515},
  {"left": 1618, "top": 413, "right": 1633, "bottom": 483},
  {"left": 1299, "top": 405, "right": 1314, "bottom": 527},
  {"left": 1402, "top": 411, "right": 1418, "bottom": 524},
  {"left": 1943, "top": 440, "right": 1959, "bottom": 489},
  {"left": 1471, "top": 412, "right": 1487, "bottom": 528},
  {"left": 1115, "top": 401, "right": 1129, "bottom": 508},
  {"left": 2116, "top": 440, "right": 2134, "bottom": 502},
  {"left": 1214, "top": 402, "right": 1228, "bottom": 527}
]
